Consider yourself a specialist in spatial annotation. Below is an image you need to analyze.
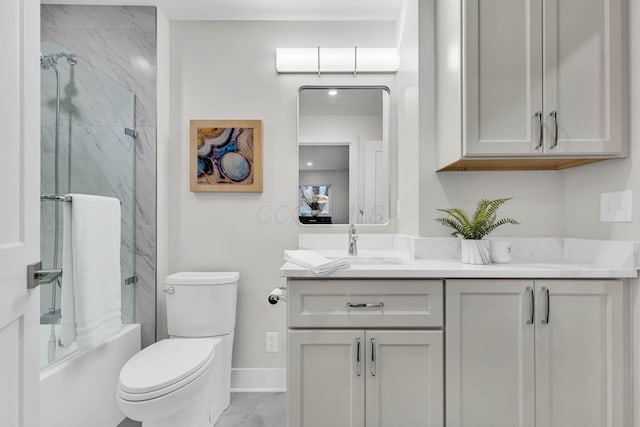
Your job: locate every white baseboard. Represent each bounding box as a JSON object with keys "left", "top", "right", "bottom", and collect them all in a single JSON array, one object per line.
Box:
[{"left": 231, "top": 368, "right": 287, "bottom": 392}]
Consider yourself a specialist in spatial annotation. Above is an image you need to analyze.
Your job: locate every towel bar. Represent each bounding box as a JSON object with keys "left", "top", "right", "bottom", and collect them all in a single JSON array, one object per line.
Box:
[{"left": 40, "top": 194, "right": 122, "bottom": 205}]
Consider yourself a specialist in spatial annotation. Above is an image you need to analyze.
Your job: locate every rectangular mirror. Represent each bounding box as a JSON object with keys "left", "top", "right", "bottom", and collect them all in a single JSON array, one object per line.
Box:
[{"left": 298, "top": 86, "right": 390, "bottom": 225}]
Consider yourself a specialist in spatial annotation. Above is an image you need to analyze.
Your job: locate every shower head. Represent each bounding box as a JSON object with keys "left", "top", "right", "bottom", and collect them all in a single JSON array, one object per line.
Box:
[
  {"left": 40, "top": 52, "right": 57, "bottom": 70},
  {"left": 65, "top": 54, "right": 78, "bottom": 65},
  {"left": 40, "top": 52, "right": 78, "bottom": 71}
]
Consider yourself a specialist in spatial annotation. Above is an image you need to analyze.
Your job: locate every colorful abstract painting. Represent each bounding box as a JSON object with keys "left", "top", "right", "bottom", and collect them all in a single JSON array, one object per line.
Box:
[{"left": 190, "top": 120, "right": 263, "bottom": 192}]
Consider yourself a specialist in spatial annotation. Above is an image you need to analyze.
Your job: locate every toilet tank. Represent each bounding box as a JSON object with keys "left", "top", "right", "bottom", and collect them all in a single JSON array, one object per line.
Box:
[{"left": 165, "top": 272, "right": 238, "bottom": 338}]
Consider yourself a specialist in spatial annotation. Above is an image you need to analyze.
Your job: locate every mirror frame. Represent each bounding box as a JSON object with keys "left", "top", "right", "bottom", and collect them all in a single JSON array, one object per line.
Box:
[{"left": 297, "top": 85, "right": 391, "bottom": 226}]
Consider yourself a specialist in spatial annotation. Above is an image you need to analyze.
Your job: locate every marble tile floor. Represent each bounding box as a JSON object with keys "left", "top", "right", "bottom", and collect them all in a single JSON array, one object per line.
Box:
[{"left": 117, "top": 392, "right": 286, "bottom": 427}]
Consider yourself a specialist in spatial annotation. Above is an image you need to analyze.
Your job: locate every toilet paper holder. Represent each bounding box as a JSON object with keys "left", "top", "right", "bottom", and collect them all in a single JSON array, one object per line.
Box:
[{"left": 268, "top": 287, "right": 287, "bottom": 305}]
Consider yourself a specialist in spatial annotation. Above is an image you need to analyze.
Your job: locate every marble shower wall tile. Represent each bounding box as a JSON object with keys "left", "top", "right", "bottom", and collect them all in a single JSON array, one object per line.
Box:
[
  {"left": 135, "top": 127, "right": 156, "bottom": 226},
  {"left": 135, "top": 223, "right": 156, "bottom": 347},
  {"left": 42, "top": 5, "right": 157, "bottom": 347}
]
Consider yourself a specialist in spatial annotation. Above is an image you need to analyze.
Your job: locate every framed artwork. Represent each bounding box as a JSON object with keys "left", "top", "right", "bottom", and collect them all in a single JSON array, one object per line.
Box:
[{"left": 190, "top": 119, "right": 263, "bottom": 192}]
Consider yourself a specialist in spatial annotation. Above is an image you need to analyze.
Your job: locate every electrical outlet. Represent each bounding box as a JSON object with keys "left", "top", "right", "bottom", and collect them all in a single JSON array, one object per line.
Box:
[
  {"left": 600, "top": 190, "right": 632, "bottom": 222},
  {"left": 266, "top": 332, "right": 278, "bottom": 353}
]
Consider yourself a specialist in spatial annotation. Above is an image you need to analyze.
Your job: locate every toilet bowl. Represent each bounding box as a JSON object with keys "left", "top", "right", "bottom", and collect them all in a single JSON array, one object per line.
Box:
[{"left": 117, "top": 272, "right": 238, "bottom": 427}]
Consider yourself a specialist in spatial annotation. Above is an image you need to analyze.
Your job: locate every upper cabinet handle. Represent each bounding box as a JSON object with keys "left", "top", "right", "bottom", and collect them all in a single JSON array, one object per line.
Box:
[
  {"left": 534, "top": 111, "right": 543, "bottom": 150},
  {"left": 541, "top": 287, "right": 550, "bottom": 325},
  {"left": 526, "top": 286, "right": 534, "bottom": 325},
  {"left": 549, "top": 111, "right": 558, "bottom": 149}
]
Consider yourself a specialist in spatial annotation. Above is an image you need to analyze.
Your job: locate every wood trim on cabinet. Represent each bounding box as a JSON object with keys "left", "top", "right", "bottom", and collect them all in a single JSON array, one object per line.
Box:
[{"left": 437, "top": 157, "right": 606, "bottom": 172}]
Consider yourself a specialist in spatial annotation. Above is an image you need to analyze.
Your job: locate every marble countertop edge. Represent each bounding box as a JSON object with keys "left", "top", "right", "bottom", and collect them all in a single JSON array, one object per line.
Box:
[{"left": 279, "top": 261, "right": 638, "bottom": 279}]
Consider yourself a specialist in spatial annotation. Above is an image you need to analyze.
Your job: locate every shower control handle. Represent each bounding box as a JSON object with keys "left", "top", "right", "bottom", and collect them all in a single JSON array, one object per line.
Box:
[{"left": 163, "top": 286, "right": 175, "bottom": 295}]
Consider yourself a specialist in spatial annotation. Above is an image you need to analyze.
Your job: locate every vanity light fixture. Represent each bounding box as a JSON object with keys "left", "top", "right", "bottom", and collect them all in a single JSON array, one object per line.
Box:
[{"left": 276, "top": 47, "right": 398, "bottom": 75}]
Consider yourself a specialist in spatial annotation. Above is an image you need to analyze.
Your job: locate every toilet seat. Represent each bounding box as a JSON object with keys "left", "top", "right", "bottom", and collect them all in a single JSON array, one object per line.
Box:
[{"left": 118, "top": 338, "right": 216, "bottom": 402}]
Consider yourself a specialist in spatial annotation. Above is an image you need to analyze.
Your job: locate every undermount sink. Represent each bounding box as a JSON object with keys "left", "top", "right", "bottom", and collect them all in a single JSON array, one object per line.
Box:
[
  {"left": 346, "top": 256, "right": 405, "bottom": 265},
  {"left": 320, "top": 254, "right": 405, "bottom": 265}
]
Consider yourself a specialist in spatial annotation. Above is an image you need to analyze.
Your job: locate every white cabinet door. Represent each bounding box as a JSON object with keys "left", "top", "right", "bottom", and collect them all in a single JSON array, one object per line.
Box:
[
  {"left": 0, "top": 0, "right": 40, "bottom": 426},
  {"left": 463, "top": 0, "right": 543, "bottom": 156},
  {"left": 288, "top": 330, "right": 365, "bottom": 427},
  {"left": 534, "top": 280, "right": 625, "bottom": 427},
  {"left": 543, "top": 0, "right": 626, "bottom": 155},
  {"left": 446, "top": 280, "right": 535, "bottom": 427},
  {"left": 365, "top": 331, "right": 443, "bottom": 427}
]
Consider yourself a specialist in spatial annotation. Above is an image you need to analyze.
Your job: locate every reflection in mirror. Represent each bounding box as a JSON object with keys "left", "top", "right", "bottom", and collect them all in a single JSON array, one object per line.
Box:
[{"left": 298, "top": 86, "right": 390, "bottom": 225}]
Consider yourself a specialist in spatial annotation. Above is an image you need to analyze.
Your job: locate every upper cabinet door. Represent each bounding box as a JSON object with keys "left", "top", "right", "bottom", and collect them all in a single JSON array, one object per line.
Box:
[
  {"left": 463, "top": 0, "right": 544, "bottom": 156},
  {"left": 543, "top": 0, "right": 627, "bottom": 155}
]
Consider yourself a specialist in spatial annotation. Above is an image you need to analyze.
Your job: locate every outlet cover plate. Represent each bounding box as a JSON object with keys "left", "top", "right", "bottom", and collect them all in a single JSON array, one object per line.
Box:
[{"left": 600, "top": 190, "right": 632, "bottom": 222}]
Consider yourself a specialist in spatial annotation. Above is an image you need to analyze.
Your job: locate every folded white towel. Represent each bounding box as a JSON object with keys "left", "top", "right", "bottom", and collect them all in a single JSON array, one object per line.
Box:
[
  {"left": 59, "top": 201, "right": 76, "bottom": 347},
  {"left": 60, "top": 194, "right": 122, "bottom": 349},
  {"left": 284, "top": 250, "right": 350, "bottom": 275}
]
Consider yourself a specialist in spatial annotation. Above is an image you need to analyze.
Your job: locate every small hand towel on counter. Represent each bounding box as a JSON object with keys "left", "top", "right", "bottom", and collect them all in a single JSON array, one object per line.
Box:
[
  {"left": 284, "top": 250, "right": 350, "bottom": 275},
  {"left": 60, "top": 194, "right": 122, "bottom": 349}
]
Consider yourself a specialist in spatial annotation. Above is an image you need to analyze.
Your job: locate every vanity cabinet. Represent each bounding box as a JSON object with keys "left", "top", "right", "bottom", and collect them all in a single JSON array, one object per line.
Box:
[
  {"left": 287, "top": 279, "right": 444, "bottom": 427},
  {"left": 445, "top": 279, "right": 628, "bottom": 427},
  {"left": 436, "top": 0, "right": 628, "bottom": 171}
]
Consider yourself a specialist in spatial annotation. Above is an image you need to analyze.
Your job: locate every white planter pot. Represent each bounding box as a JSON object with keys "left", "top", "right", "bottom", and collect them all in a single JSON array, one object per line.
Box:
[{"left": 461, "top": 239, "right": 491, "bottom": 265}]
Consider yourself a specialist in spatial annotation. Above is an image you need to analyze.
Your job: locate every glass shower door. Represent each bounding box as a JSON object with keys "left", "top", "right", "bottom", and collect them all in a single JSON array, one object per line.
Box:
[{"left": 40, "top": 41, "right": 135, "bottom": 368}]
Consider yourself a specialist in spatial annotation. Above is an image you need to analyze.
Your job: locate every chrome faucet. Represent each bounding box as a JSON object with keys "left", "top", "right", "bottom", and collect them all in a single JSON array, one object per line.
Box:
[{"left": 348, "top": 224, "right": 358, "bottom": 256}]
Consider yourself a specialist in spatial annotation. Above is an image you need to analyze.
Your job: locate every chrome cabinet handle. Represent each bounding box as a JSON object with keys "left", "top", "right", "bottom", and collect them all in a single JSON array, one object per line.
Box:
[
  {"left": 346, "top": 302, "right": 384, "bottom": 308},
  {"left": 549, "top": 111, "right": 558, "bottom": 149},
  {"left": 355, "top": 338, "right": 361, "bottom": 377},
  {"left": 526, "top": 286, "right": 534, "bottom": 325},
  {"left": 541, "top": 287, "right": 550, "bottom": 324},
  {"left": 534, "top": 111, "right": 543, "bottom": 150},
  {"left": 163, "top": 286, "right": 175, "bottom": 295},
  {"left": 370, "top": 338, "right": 376, "bottom": 376}
]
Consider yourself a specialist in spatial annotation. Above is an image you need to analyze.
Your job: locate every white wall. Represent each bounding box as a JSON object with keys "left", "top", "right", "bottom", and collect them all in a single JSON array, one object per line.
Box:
[
  {"left": 167, "top": 21, "right": 397, "bottom": 371},
  {"left": 396, "top": 0, "right": 421, "bottom": 235},
  {"left": 156, "top": 7, "right": 170, "bottom": 341}
]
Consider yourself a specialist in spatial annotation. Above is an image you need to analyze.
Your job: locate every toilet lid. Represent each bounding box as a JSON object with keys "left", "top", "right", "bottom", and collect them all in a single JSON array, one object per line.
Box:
[{"left": 119, "top": 339, "right": 215, "bottom": 394}]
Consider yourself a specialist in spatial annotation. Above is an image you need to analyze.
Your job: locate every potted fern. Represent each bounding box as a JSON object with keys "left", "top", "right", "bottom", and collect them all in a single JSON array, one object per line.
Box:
[{"left": 435, "top": 198, "right": 520, "bottom": 264}]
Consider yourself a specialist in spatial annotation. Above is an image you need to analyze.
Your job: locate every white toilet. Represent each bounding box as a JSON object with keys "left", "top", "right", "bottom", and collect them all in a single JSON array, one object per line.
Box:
[{"left": 117, "top": 272, "right": 238, "bottom": 427}]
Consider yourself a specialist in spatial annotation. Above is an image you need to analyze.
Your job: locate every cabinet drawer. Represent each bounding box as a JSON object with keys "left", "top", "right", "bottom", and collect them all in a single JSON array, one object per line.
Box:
[{"left": 288, "top": 279, "right": 443, "bottom": 328}]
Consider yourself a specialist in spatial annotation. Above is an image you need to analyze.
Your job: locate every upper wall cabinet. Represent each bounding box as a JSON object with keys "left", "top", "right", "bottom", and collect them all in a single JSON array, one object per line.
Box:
[{"left": 436, "top": 0, "right": 629, "bottom": 171}]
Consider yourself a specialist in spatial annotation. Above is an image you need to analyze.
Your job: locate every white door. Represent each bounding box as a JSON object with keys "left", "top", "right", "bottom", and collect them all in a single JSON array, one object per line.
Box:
[
  {"left": 463, "top": 0, "right": 543, "bottom": 156},
  {"left": 365, "top": 330, "right": 443, "bottom": 427},
  {"left": 543, "top": 0, "right": 626, "bottom": 155},
  {"left": 363, "top": 141, "right": 384, "bottom": 224},
  {"left": 535, "top": 280, "right": 625, "bottom": 427},
  {"left": 288, "top": 330, "right": 365, "bottom": 427},
  {"left": 0, "top": 0, "right": 40, "bottom": 426},
  {"left": 446, "top": 280, "right": 535, "bottom": 427}
]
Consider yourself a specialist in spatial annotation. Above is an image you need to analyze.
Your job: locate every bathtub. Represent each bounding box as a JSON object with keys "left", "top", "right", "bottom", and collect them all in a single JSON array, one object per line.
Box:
[{"left": 39, "top": 324, "right": 141, "bottom": 427}]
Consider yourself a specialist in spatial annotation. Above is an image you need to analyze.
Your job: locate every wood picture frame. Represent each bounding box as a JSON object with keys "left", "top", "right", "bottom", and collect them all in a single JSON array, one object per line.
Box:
[{"left": 190, "top": 119, "right": 263, "bottom": 192}]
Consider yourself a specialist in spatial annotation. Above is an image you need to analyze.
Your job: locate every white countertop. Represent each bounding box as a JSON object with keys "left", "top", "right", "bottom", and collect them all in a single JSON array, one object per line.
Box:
[
  {"left": 280, "top": 259, "right": 637, "bottom": 279},
  {"left": 280, "top": 236, "right": 640, "bottom": 279}
]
